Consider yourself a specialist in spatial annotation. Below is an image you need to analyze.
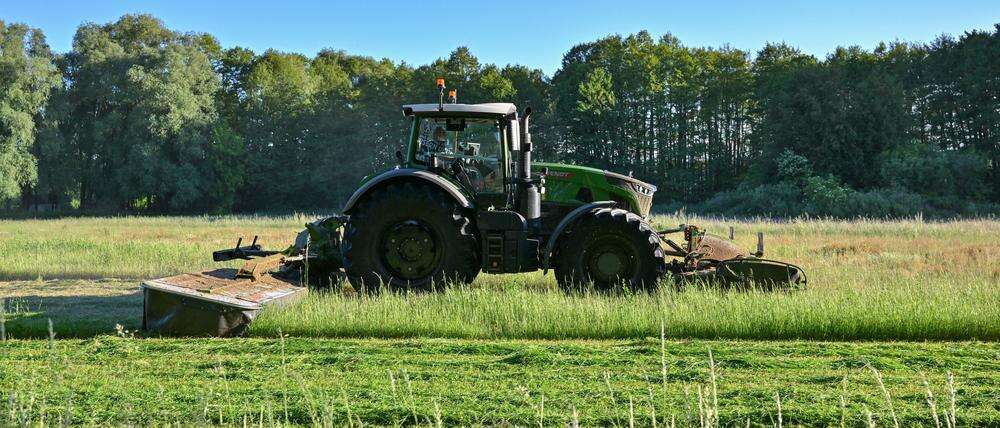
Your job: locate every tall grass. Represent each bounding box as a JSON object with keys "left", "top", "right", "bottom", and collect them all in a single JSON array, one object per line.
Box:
[
  {"left": 252, "top": 274, "right": 999, "bottom": 340},
  {"left": 254, "top": 214, "right": 1000, "bottom": 341},
  {"left": 3, "top": 215, "right": 999, "bottom": 341},
  {"left": 0, "top": 215, "right": 310, "bottom": 280}
]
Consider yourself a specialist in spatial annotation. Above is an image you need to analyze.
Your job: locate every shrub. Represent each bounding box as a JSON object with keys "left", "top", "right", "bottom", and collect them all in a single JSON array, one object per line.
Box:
[
  {"left": 697, "top": 182, "right": 805, "bottom": 217},
  {"left": 802, "top": 174, "right": 853, "bottom": 215},
  {"left": 836, "top": 188, "right": 928, "bottom": 218},
  {"left": 881, "top": 140, "right": 991, "bottom": 201}
]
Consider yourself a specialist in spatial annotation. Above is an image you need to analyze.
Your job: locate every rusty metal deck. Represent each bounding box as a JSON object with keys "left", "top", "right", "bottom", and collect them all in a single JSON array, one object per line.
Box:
[
  {"left": 142, "top": 268, "right": 304, "bottom": 309},
  {"left": 141, "top": 268, "right": 307, "bottom": 336}
]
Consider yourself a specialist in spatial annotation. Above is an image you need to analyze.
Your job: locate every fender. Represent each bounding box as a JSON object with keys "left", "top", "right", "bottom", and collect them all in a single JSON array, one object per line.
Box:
[
  {"left": 541, "top": 201, "right": 616, "bottom": 273},
  {"left": 342, "top": 168, "right": 473, "bottom": 213}
]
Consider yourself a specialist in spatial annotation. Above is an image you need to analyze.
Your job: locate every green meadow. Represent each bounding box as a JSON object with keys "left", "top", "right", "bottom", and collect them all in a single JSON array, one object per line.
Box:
[{"left": 1, "top": 216, "right": 998, "bottom": 425}]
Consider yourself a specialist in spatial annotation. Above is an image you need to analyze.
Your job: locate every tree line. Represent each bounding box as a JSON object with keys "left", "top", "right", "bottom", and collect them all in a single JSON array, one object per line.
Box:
[{"left": 2, "top": 15, "right": 997, "bottom": 217}]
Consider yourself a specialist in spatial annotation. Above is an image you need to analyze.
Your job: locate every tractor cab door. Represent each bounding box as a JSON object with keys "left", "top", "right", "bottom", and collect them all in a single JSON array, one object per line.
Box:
[{"left": 415, "top": 117, "right": 509, "bottom": 207}]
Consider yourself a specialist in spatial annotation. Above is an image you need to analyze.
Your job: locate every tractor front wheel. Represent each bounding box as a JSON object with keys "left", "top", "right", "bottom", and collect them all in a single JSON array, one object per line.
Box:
[
  {"left": 342, "top": 182, "right": 479, "bottom": 292},
  {"left": 553, "top": 208, "right": 665, "bottom": 291}
]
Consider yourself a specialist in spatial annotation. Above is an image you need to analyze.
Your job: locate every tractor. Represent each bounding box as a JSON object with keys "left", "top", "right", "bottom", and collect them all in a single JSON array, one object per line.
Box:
[
  {"left": 141, "top": 80, "right": 804, "bottom": 335},
  {"left": 340, "top": 97, "right": 662, "bottom": 291},
  {"left": 269, "top": 80, "right": 802, "bottom": 292}
]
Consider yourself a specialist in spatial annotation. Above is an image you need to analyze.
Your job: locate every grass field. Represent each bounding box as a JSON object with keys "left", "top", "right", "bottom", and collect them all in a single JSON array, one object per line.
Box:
[
  {"left": 2, "top": 215, "right": 998, "bottom": 341},
  {"left": 1, "top": 215, "right": 999, "bottom": 425}
]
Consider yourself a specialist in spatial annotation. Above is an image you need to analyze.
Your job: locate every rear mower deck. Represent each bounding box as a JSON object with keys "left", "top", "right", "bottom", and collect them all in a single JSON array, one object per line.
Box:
[{"left": 141, "top": 266, "right": 306, "bottom": 337}]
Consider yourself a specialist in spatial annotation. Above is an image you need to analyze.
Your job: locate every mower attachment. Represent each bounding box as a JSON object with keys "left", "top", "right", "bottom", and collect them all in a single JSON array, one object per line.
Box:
[
  {"left": 141, "top": 215, "right": 348, "bottom": 337},
  {"left": 715, "top": 258, "right": 806, "bottom": 287},
  {"left": 660, "top": 225, "right": 806, "bottom": 288},
  {"left": 141, "top": 267, "right": 305, "bottom": 337}
]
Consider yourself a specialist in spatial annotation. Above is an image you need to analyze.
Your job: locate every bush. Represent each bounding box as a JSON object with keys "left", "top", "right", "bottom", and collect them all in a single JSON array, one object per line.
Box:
[
  {"left": 696, "top": 182, "right": 805, "bottom": 217},
  {"left": 682, "top": 146, "right": 999, "bottom": 219},
  {"left": 802, "top": 174, "right": 853, "bottom": 215},
  {"left": 881, "top": 140, "right": 991, "bottom": 201},
  {"left": 835, "top": 188, "right": 928, "bottom": 218},
  {"left": 690, "top": 184, "right": 1000, "bottom": 219},
  {"left": 775, "top": 149, "right": 813, "bottom": 185}
]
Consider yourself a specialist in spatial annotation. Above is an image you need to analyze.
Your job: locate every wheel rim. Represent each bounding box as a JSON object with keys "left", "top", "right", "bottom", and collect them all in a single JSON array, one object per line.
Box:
[
  {"left": 379, "top": 219, "right": 442, "bottom": 280},
  {"left": 583, "top": 235, "right": 638, "bottom": 285}
]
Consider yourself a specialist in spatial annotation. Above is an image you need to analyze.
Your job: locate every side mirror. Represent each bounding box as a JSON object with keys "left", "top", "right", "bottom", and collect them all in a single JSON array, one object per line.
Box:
[{"left": 395, "top": 149, "right": 404, "bottom": 166}]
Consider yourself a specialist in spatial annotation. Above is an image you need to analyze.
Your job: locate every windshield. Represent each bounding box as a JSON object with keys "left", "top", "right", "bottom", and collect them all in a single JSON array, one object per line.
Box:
[
  {"left": 415, "top": 117, "right": 504, "bottom": 194},
  {"left": 417, "top": 118, "right": 501, "bottom": 158}
]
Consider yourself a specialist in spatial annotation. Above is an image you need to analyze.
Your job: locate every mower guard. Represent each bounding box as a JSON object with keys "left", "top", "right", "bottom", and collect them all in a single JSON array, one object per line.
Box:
[{"left": 715, "top": 258, "right": 806, "bottom": 287}]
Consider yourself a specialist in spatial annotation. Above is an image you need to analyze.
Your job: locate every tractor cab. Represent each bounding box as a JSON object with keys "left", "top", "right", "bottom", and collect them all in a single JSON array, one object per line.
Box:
[{"left": 401, "top": 102, "right": 518, "bottom": 207}]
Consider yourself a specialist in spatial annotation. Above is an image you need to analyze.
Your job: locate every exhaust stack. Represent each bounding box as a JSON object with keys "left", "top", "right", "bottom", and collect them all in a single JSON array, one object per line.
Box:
[{"left": 517, "top": 107, "right": 541, "bottom": 221}]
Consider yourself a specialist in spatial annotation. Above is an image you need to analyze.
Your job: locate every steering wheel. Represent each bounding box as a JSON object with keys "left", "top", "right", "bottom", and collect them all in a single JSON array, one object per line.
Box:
[{"left": 449, "top": 157, "right": 477, "bottom": 189}]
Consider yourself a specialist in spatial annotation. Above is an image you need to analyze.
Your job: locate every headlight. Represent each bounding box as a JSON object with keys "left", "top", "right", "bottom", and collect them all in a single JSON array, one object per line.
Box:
[{"left": 605, "top": 172, "right": 656, "bottom": 196}]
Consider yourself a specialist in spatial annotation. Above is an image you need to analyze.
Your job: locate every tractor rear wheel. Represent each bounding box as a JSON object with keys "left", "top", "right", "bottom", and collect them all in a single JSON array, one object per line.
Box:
[
  {"left": 553, "top": 208, "right": 664, "bottom": 291},
  {"left": 342, "top": 182, "right": 479, "bottom": 292}
]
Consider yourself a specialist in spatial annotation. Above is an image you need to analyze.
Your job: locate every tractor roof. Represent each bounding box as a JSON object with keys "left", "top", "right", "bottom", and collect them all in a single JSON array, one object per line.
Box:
[{"left": 402, "top": 103, "right": 517, "bottom": 117}]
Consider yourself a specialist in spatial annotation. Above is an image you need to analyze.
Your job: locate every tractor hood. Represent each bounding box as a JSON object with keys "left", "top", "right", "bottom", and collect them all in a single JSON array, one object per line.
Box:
[{"left": 536, "top": 162, "right": 657, "bottom": 217}]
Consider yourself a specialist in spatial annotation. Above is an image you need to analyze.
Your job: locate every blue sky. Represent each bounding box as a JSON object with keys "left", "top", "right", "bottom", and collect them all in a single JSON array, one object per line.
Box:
[{"left": 4, "top": 0, "right": 998, "bottom": 75}]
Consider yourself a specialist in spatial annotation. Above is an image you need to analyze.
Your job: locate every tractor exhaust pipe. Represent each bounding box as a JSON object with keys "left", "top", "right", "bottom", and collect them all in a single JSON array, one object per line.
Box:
[
  {"left": 517, "top": 107, "right": 540, "bottom": 221},
  {"left": 520, "top": 107, "right": 532, "bottom": 180}
]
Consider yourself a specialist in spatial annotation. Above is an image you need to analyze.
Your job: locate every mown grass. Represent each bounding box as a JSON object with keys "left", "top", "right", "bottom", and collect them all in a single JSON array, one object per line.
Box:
[
  {"left": 2, "top": 335, "right": 998, "bottom": 426},
  {"left": 2, "top": 215, "right": 999, "bottom": 341},
  {"left": 1, "top": 279, "right": 140, "bottom": 339}
]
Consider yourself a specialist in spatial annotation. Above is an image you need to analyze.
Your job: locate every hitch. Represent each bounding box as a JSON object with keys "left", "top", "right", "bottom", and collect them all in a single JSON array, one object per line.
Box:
[{"left": 212, "top": 235, "right": 282, "bottom": 262}]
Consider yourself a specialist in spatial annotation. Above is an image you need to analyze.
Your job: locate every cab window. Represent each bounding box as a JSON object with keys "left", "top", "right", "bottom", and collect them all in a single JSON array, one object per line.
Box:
[{"left": 415, "top": 117, "right": 504, "bottom": 194}]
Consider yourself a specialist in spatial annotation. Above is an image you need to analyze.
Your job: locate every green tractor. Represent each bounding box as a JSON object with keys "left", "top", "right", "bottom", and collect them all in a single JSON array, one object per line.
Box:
[
  {"left": 209, "top": 81, "right": 805, "bottom": 292},
  {"left": 341, "top": 100, "right": 661, "bottom": 291},
  {"left": 318, "top": 82, "right": 803, "bottom": 291},
  {"left": 142, "top": 81, "right": 804, "bottom": 335}
]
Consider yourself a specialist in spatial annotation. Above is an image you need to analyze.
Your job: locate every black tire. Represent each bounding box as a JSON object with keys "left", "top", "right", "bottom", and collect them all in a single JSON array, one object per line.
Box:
[
  {"left": 553, "top": 208, "right": 665, "bottom": 291},
  {"left": 342, "top": 182, "right": 479, "bottom": 292}
]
